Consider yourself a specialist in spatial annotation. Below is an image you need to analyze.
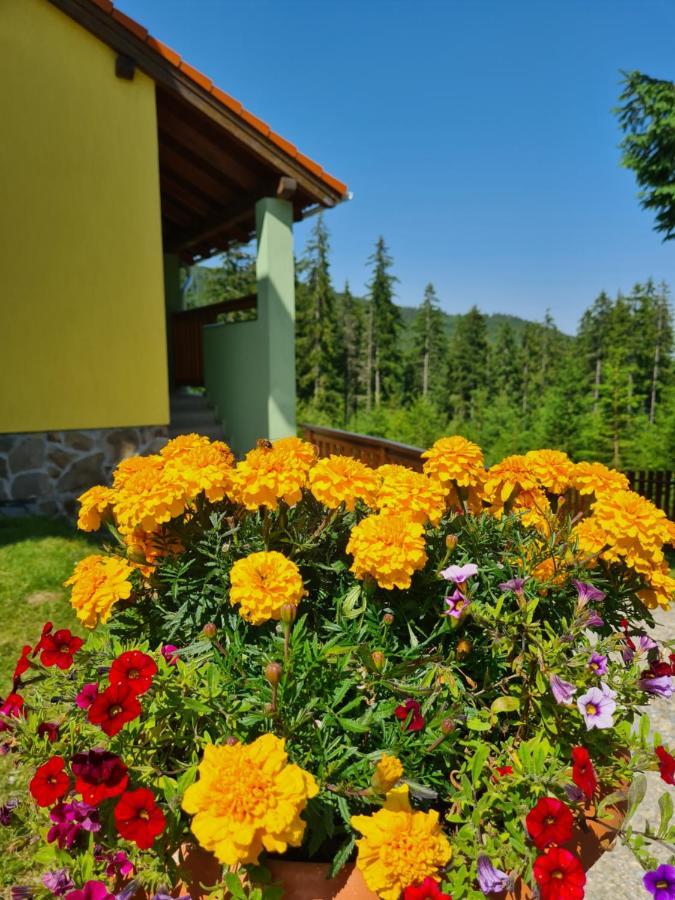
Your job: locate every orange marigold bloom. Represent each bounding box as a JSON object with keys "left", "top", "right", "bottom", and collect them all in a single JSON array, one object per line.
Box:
[
  {"left": 162, "top": 435, "right": 234, "bottom": 503},
  {"left": 112, "top": 455, "right": 187, "bottom": 535},
  {"left": 513, "top": 488, "right": 554, "bottom": 534},
  {"left": 230, "top": 438, "right": 316, "bottom": 510},
  {"left": 376, "top": 465, "right": 447, "bottom": 526},
  {"left": 638, "top": 564, "right": 675, "bottom": 610},
  {"left": 229, "top": 551, "right": 306, "bottom": 625},
  {"left": 125, "top": 527, "right": 185, "bottom": 566},
  {"left": 77, "top": 485, "right": 115, "bottom": 532},
  {"left": 572, "top": 516, "right": 610, "bottom": 561},
  {"left": 347, "top": 513, "right": 427, "bottom": 590},
  {"left": 525, "top": 449, "right": 573, "bottom": 494},
  {"left": 571, "top": 461, "right": 630, "bottom": 497},
  {"left": 484, "top": 455, "right": 540, "bottom": 505},
  {"left": 65, "top": 555, "right": 134, "bottom": 628},
  {"left": 309, "top": 455, "right": 380, "bottom": 511},
  {"left": 591, "top": 490, "right": 670, "bottom": 575},
  {"left": 421, "top": 435, "right": 484, "bottom": 489}
]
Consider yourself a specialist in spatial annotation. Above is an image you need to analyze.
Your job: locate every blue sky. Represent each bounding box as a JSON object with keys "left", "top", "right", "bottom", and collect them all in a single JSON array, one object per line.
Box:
[{"left": 125, "top": 0, "right": 675, "bottom": 333}]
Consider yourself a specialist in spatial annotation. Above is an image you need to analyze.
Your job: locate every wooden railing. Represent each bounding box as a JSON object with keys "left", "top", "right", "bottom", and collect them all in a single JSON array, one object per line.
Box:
[
  {"left": 301, "top": 425, "right": 675, "bottom": 519},
  {"left": 172, "top": 294, "right": 257, "bottom": 387}
]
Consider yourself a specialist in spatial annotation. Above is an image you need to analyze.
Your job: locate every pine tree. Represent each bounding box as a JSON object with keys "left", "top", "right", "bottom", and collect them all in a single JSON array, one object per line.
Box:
[
  {"left": 366, "top": 238, "right": 401, "bottom": 407},
  {"left": 488, "top": 321, "right": 522, "bottom": 398},
  {"left": 410, "top": 283, "right": 448, "bottom": 403},
  {"left": 338, "top": 282, "right": 365, "bottom": 424},
  {"left": 448, "top": 306, "right": 489, "bottom": 419}
]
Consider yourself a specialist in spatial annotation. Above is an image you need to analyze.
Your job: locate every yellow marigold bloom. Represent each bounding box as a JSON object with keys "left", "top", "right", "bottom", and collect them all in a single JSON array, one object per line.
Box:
[
  {"left": 372, "top": 754, "right": 403, "bottom": 794},
  {"left": 591, "top": 490, "right": 670, "bottom": 575},
  {"left": 309, "top": 455, "right": 379, "bottom": 512},
  {"left": 375, "top": 465, "right": 447, "bottom": 526},
  {"left": 351, "top": 785, "right": 452, "bottom": 900},
  {"left": 182, "top": 734, "right": 318, "bottom": 866},
  {"left": 65, "top": 554, "right": 134, "bottom": 628},
  {"left": 638, "top": 565, "right": 675, "bottom": 610},
  {"left": 573, "top": 516, "right": 609, "bottom": 560},
  {"left": 112, "top": 455, "right": 187, "bottom": 535},
  {"left": 347, "top": 513, "right": 427, "bottom": 590},
  {"left": 229, "top": 551, "right": 306, "bottom": 625},
  {"left": 163, "top": 437, "right": 234, "bottom": 503},
  {"left": 421, "top": 435, "right": 484, "bottom": 489},
  {"left": 524, "top": 449, "right": 573, "bottom": 494},
  {"left": 76, "top": 485, "right": 115, "bottom": 532},
  {"left": 484, "top": 455, "right": 540, "bottom": 505},
  {"left": 571, "top": 461, "right": 630, "bottom": 497},
  {"left": 230, "top": 438, "right": 316, "bottom": 510},
  {"left": 125, "top": 527, "right": 185, "bottom": 565}
]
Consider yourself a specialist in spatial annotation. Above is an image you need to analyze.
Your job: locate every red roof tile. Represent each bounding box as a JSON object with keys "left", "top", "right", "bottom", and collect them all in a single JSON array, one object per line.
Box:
[{"left": 80, "top": 0, "right": 349, "bottom": 199}]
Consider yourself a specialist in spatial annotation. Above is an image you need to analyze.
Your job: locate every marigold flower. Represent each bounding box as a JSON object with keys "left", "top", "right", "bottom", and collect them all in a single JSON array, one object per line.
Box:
[
  {"left": 571, "top": 460, "right": 629, "bottom": 497},
  {"left": 112, "top": 454, "right": 188, "bottom": 535},
  {"left": 87, "top": 683, "right": 141, "bottom": 737},
  {"left": 182, "top": 734, "right": 318, "bottom": 866},
  {"left": 114, "top": 787, "right": 165, "bottom": 849},
  {"left": 39, "top": 629, "right": 84, "bottom": 670},
  {"left": 161, "top": 433, "right": 234, "bottom": 503},
  {"left": 347, "top": 513, "right": 427, "bottom": 590},
  {"left": 590, "top": 490, "right": 671, "bottom": 575},
  {"left": 109, "top": 650, "right": 157, "bottom": 696},
  {"left": 533, "top": 847, "right": 585, "bottom": 900},
  {"left": 29, "top": 756, "right": 70, "bottom": 807},
  {"left": 124, "top": 527, "right": 185, "bottom": 566},
  {"left": 421, "top": 436, "right": 484, "bottom": 489},
  {"left": 372, "top": 754, "right": 403, "bottom": 793},
  {"left": 309, "top": 454, "right": 379, "bottom": 511},
  {"left": 638, "top": 565, "right": 675, "bottom": 610},
  {"left": 525, "top": 449, "right": 573, "bottom": 494},
  {"left": 76, "top": 485, "right": 115, "bottom": 532},
  {"left": 230, "top": 437, "right": 317, "bottom": 510},
  {"left": 376, "top": 465, "right": 447, "bottom": 525},
  {"left": 351, "top": 785, "right": 452, "bottom": 900},
  {"left": 65, "top": 555, "right": 134, "bottom": 629},
  {"left": 484, "top": 455, "right": 540, "bottom": 505},
  {"left": 229, "top": 551, "right": 306, "bottom": 625},
  {"left": 525, "top": 797, "right": 574, "bottom": 849}
]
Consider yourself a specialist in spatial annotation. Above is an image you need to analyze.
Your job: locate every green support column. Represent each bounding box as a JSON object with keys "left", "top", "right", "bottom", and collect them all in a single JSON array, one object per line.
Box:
[
  {"left": 255, "top": 197, "right": 296, "bottom": 441},
  {"left": 163, "top": 253, "right": 182, "bottom": 389}
]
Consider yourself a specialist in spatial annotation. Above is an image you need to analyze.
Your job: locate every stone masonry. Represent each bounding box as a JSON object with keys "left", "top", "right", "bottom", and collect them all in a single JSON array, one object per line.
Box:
[{"left": 0, "top": 426, "right": 169, "bottom": 518}]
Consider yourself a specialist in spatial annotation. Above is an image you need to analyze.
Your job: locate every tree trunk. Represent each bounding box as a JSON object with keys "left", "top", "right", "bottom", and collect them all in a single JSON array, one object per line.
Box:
[
  {"left": 649, "top": 300, "right": 663, "bottom": 424},
  {"left": 374, "top": 346, "right": 381, "bottom": 408},
  {"left": 365, "top": 302, "right": 373, "bottom": 412}
]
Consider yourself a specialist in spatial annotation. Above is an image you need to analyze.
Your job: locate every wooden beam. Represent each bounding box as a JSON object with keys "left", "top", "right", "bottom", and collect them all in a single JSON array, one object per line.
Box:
[
  {"left": 276, "top": 176, "right": 297, "bottom": 200},
  {"left": 168, "top": 197, "right": 255, "bottom": 254},
  {"left": 115, "top": 53, "right": 135, "bottom": 80}
]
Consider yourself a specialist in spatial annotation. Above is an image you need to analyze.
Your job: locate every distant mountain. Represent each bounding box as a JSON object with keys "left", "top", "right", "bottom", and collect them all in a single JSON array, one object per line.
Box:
[{"left": 397, "top": 305, "right": 538, "bottom": 343}]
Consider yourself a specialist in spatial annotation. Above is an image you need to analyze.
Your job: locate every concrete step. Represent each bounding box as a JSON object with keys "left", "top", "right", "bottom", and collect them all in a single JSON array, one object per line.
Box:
[
  {"left": 169, "top": 396, "right": 211, "bottom": 413},
  {"left": 168, "top": 424, "right": 224, "bottom": 440},
  {"left": 170, "top": 409, "right": 221, "bottom": 427}
]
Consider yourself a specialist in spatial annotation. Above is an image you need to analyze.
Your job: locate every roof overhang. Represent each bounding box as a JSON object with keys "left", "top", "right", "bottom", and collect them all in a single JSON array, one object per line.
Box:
[{"left": 49, "top": 0, "right": 349, "bottom": 261}]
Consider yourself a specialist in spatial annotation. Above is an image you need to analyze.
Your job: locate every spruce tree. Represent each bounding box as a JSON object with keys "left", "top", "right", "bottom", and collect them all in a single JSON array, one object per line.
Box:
[
  {"left": 410, "top": 283, "right": 448, "bottom": 404},
  {"left": 365, "top": 237, "right": 401, "bottom": 407},
  {"left": 338, "top": 282, "right": 365, "bottom": 424},
  {"left": 448, "top": 306, "right": 489, "bottom": 419}
]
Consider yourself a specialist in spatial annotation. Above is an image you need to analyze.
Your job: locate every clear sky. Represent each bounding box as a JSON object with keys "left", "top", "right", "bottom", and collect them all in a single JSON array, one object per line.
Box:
[{"left": 124, "top": 0, "right": 675, "bottom": 333}]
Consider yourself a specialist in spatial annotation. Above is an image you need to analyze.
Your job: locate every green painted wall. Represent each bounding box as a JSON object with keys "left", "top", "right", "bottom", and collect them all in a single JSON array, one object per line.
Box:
[{"left": 203, "top": 198, "right": 296, "bottom": 456}]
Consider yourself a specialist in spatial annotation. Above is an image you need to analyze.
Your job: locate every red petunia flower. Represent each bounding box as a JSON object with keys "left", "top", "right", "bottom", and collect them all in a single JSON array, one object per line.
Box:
[
  {"left": 395, "top": 698, "right": 425, "bottom": 732},
  {"left": 13, "top": 645, "right": 32, "bottom": 686},
  {"left": 88, "top": 684, "right": 141, "bottom": 737},
  {"left": 109, "top": 651, "right": 157, "bottom": 696},
  {"left": 403, "top": 877, "right": 452, "bottom": 899},
  {"left": 495, "top": 765, "right": 514, "bottom": 779},
  {"left": 40, "top": 629, "right": 84, "bottom": 670},
  {"left": 29, "top": 756, "right": 70, "bottom": 807},
  {"left": 114, "top": 787, "right": 166, "bottom": 849},
  {"left": 525, "top": 797, "right": 574, "bottom": 850},
  {"left": 72, "top": 749, "right": 129, "bottom": 805},
  {"left": 37, "top": 722, "right": 61, "bottom": 743},
  {"left": 571, "top": 746, "right": 597, "bottom": 800},
  {"left": 533, "top": 847, "right": 586, "bottom": 900},
  {"left": 0, "top": 692, "right": 25, "bottom": 731},
  {"left": 656, "top": 746, "right": 675, "bottom": 786},
  {"left": 33, "top": 621, "right": 54, "bottom": 656}
]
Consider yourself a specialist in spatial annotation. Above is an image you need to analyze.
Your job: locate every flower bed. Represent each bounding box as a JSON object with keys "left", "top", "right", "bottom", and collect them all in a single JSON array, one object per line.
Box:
[{"left": 1, "top": 435, "right": 675, "bottom": 900}]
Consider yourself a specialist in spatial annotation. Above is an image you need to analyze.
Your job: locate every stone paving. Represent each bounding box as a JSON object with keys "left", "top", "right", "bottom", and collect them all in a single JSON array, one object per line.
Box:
[{"left": 585, "top": 605, "right": 675, "bottom": 899}]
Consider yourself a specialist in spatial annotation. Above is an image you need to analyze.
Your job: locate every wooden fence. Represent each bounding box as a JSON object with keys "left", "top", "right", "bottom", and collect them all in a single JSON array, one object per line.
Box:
[{"left": 301, "top": 424, "right": 675, "bottom": 519}]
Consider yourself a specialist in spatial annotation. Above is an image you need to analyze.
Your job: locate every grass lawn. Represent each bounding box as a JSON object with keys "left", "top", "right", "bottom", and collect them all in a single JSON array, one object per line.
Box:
[{"left": 0, "top": 515, "right": 94, "bottom": 889}]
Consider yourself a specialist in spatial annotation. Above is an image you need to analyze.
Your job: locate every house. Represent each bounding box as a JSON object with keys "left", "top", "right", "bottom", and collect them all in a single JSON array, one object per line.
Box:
[{"left": 0, "top": 0, "right": 348, "bottom": 515}]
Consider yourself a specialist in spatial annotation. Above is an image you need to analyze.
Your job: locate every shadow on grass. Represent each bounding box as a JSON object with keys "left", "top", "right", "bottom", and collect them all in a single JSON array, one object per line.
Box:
[{"left": 0, "top": 514, "right": 81, "bottom": 547}]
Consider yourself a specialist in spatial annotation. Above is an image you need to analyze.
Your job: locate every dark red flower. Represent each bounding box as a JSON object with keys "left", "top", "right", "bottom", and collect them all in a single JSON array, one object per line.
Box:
[
  {"left": 395, "top": 698, "right": 425, "bottom": 732},
  {"left": 33, "top": 621, "right": 54, "bottom": 656},
  {"left": 71, "top": 749, "right": 129, "bottom": 805},
  {"left": 533, "top": 847, "right": 586, "bottom": 900},
  {"left": 495, "top": 765, "right": 514, "bottom": 778},
  {"left": 571, "top": 746, "right": 597, "bottom": 800},
  {"left": 37, "top": 722, "right": 60, "bottom": 743},
  {"left": 87, "top": 684, "right": 141, "bottom": 737},
  {"left": 29, "top": 756, "right": 70, "bottom": 807},
  {"left": 0, "top": 693, "right": 25, "bottom": 731},
  {"left": 13, "top": 645, "right": 32, "bottom": 686},
  {"left": 647, "top": 660, "right": 673, "bottom": 679},
  {"left": 403, "top": 877, "right": 452, "bottom": 899},
  {"left": 656, "top": 746, "right": 675, "bottom": 786},
  {"left": 526, "top": 797, "right": 574, "bottom": 850},
  {"left": 40, "top": 629, "right": 84, "bottom": 670},
  {"left": 114, "top": 787, "right": 165, "bottom": 849},
  {"left": 109, "top": 651, "right": 157, "bottom": 696},
  {"left": 669, "top": 653, "right": 675, "bottom": 675}
]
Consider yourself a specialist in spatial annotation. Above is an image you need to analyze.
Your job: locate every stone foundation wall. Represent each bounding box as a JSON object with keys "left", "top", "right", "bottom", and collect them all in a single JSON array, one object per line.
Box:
[{"left": 0, "top": 426, "right": 169, "bottom": 518}]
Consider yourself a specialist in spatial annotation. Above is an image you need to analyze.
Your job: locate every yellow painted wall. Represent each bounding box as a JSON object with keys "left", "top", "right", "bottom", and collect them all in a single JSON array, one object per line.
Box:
[{"left": 0, "top": 0, "right": 169, "bottom": 433}]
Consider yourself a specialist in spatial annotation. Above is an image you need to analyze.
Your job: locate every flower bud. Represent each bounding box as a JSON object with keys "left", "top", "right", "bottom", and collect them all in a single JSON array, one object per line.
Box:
[
  {"left": 280, "top": 603, "right": 297, "bottom": 625},
  {"left": 382, "top": 612, "right": 395, "bottom": 626},
  {"left": 456, "top": 639, "right": 472, "bottom": 659},
  {"left": 441, "top": 718, "right": 455, "bottom": 735},
  {"left": 371, "top": 651, "right": 385, "bottom": 672},
  {"left": 265, "top": 661, "right": 283, "bottom": 685},
  {"left": 203, "top": 623, "right": 217, "bottom": 639},
  {"left": 225, "top": 735, "right": 238, "bottom": 746},
  {"left": 445, "top": 535, "right": 458, "bottom": 552}
]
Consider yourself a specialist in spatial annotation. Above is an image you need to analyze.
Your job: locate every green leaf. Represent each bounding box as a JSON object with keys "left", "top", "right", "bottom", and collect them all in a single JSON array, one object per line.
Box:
[
  {"left": 466, "top": 717, "right": 491, "bottom": 732},
  {"left": 658, "top": 791, "right": 673, "bottom": 839},
  {"left": 329, "top": 835, "right": 355, "bottom": 878},
  {"left": 625, "top": 773, "right": 647, "bottom": 824},
  {"left": 469, "top": 744, "right": 490, "bottom": 785},
  {"left": 491, "top": 695, "right": 520, "bottom": 715},
  {"left": 222, "top": 872, "right": 247, "bottom": 899}
]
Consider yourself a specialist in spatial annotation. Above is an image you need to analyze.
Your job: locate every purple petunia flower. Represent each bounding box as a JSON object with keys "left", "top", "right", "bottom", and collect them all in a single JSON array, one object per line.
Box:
[
  {"left": 550, "top": 675, "right": 577, "bottom": 706},
  {"left": 11, "top": 888, "right": 34, "bottom": 900},
  {"left": 42, "top": 870, "right": 74, "bottom": 897},
  {"left": 499, "top": 578, "right": 526, "bottom": 594},
  {"left": 573, "top": 580, "right": 606, "bottom": 606},
  {"left": 104, "top": 851, "right": 134, "bottom": 879},
  {"left": 75, "top": 683, "right": 98, "bottom": 710},
  {"left": 47, "top": 802, "right": 100, "bottom": 849},
  {"left": 585, "top": 611, "right": 604, "bottom": 628},
  {"left": 64, "top": 882, "right": 115, "bottom": 900},
  {"left": 443, "top": 589, "right": 471, "bottom": 619},
  {"left": 577, "top": 683, "right": 617, "bottom": 730},
  {"left": 476, "top": 855, "right": 512, "bottom": 895},
  {"left": 565, "top": 783, "right": 585, "bottom": 803},
  {"left": 638, "top": 674, "right": 674, "bottom": 699},
  {"left": 643, "top": 863, "right": 675, "bottom": 899},
  {"left": 0, "top": 797, "right": 18, "bottom": 826},
  {"left": 440, "top": 563, "right": 478, "bottom": 584},
  {"left": 623, "top": 634, "right": 659, "bottom": 665},
  {"left": 588, "top": 652, "right": 608, "bottom": 676},
  {"left": 161, "top": 644, "right": 179, "bottom": 666}
]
